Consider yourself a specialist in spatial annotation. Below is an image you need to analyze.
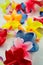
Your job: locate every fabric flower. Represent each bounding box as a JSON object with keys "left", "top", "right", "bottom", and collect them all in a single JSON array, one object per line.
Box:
[
  {"left": 25, "top": 18, "right": 43, "bottom": 38},
  {"left": 16, "top": 30, "right": 39, "bottom": 52},
  {"left": 2, "top": 10, "right": 23, "bottom": 31},
  {"left": 4, "top": 38, "right": 33, "bottom": 65}
]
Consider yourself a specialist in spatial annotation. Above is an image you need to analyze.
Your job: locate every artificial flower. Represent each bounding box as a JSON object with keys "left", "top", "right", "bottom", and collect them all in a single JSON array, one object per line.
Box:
[
  {"left": 16, "top": 31, "right": 39, "bottom": 52},
  {"left": 24, "top": 18, "right": 43, "bottom": 38},
  {"left": 2, "top": 10, "right": 24, "bottom": 31},
  {"left": 4, "top": 38, "right": 33, "bottom": 65}
]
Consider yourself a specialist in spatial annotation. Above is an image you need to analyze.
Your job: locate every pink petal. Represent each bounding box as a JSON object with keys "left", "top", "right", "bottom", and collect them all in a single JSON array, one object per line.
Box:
[
  {"left": 24, "top": 52, "right": 32, "bottom": 63},
  {"left": 14, "top": 37, "right": 24, "bottom": 48},
  {"left": 22, "top": 42, "right": 33, "bottom": 51}
]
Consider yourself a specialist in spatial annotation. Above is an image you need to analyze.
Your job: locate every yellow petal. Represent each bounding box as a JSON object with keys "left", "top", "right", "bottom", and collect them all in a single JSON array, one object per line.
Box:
[
  {"left": 4, "top": 15, "right": 11, "bottom": 21},
  {"left": 2, "top": 21, "right": 11, "bottom": 29},
  {"left": 15, "top": 14, "right": 22, "bottom": 21},
  {"left": 11, "top": 20, "right": 21, "bottom": 29},
  {"left": 40, "top": 7, "right": 43, "bottom": 11},
  {"left": 11, "top": 1, "right": 18, "bottom": 9}
]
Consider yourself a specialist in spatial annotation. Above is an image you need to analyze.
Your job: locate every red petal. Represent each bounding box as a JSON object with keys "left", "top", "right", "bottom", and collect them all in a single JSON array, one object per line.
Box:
[
  {"left": 0, "top": 37, "right": 6, "bottom": 46},
  {"left": 16, "top": 4, "right": 21, "bottom": 11},
  {"left": 4, "top": 50, "right": 14, "bottom": 65},
  {"left": 13, "top": 48, "right": 24, "bottom": 60},
  {"left": 20, "top": 59, "right": 32, "bottom": 65},
  {"left": 0, "top": 29, "right": 7, "bottom": 37}
]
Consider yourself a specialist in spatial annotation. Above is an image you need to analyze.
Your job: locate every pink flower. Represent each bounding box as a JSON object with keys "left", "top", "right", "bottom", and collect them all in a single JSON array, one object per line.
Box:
[{"left": 4, "top": 37, "right": 33, "bottom": 65}]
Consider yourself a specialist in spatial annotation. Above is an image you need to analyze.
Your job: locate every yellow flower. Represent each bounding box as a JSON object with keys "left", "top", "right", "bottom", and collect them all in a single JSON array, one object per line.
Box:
[
  {"left": 25, "top": 18, "right": 43, "bottom": 38},
  {"left": 2, "top": 10, "right": 24, "bottom": 31}
]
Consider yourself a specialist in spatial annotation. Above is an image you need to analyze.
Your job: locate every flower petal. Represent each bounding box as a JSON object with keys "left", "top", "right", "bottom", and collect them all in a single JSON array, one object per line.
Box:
[
  {"left": 14, "top": 37, "right": 24, "bottom": 48},
  {"left": 24, "top": 52, "right": 32, "bottom": 63},
  {"left": 23, "top": 42, "right": 33, "bottom": 51}
]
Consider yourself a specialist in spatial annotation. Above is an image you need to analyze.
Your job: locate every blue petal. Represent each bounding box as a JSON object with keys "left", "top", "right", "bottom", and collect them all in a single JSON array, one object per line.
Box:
[
  {"left": 40, "top": 12, "right": 43, "bottom": 17},
  {"left": 29, "top": 43, "right": 39, "bottom": 52},
  {"left": 21, "top": 14, "right": 28, "bottom": 24},
  {"left": 16, "top": 30, "right": 24, "bottom": 39},
  {"left": 17, "top": 10, "right": 22, "bottom": 14},
  {"left": 24, "top": 32, "right": 36, "bottom": 42},
  {"left": 21, "top": 3, "right": 26, "bottom": 10}
]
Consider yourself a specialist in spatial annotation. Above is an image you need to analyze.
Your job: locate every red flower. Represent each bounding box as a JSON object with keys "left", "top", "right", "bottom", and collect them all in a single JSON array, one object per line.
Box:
[
  {"left": 25, "top": 0, "right": 43, "bottom": 12},
  {"left": 0, "top": 29, "right": 7, "bottom": 46},
  {"left": 4, "top": 38, "right": 33, "bottom": 65}
]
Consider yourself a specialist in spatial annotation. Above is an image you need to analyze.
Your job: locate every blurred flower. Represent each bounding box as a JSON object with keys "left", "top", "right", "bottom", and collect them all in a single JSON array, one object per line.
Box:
[{"left": 4, "top": 38, "right": 33, "bottom": 65}]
